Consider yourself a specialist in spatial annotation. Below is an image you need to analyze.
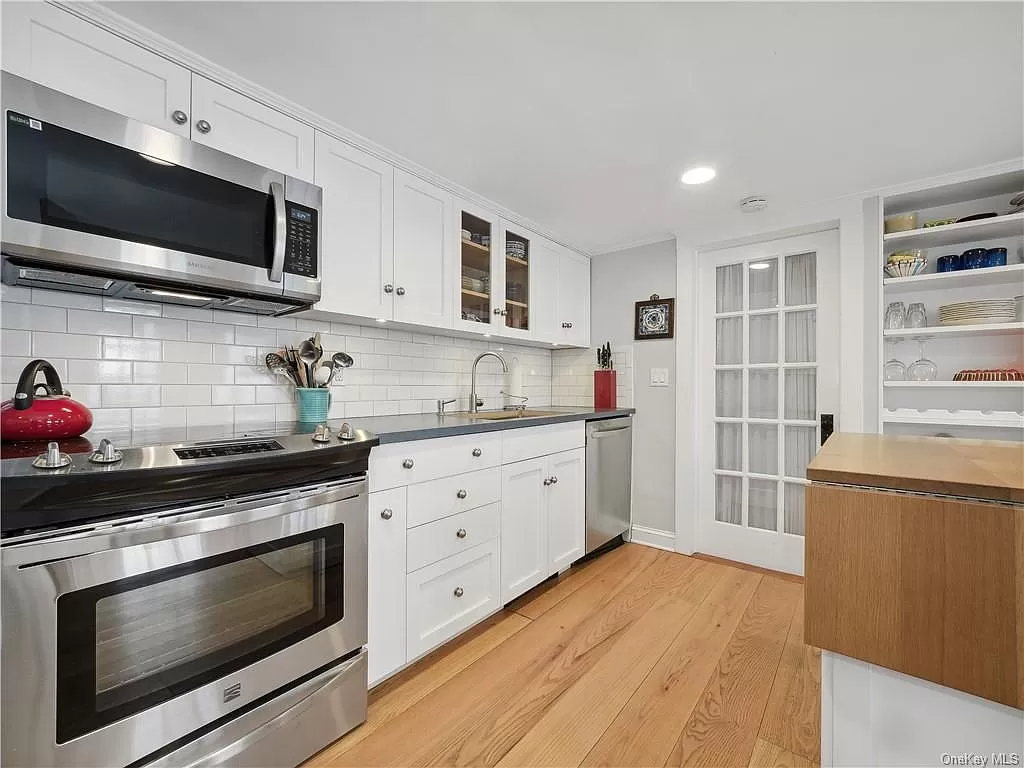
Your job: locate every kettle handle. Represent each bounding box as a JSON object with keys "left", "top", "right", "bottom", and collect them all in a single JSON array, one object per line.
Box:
[{"left": 14, "top": 360, "right": 66, "bottom": 411}]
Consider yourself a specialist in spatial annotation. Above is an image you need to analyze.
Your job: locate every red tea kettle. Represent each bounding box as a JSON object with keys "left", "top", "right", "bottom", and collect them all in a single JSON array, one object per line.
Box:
[{"left": 1, "top": 359, "right": 93, "bottom": 441}]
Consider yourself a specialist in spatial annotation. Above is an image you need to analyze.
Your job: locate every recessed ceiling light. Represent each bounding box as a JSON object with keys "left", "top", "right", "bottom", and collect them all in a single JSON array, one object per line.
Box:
[
  {"left": 749, "top": 262, "right": 772, "bottom": 271},
  {"left": 681, "top": 166, "right": 716, "bottom": 185}
]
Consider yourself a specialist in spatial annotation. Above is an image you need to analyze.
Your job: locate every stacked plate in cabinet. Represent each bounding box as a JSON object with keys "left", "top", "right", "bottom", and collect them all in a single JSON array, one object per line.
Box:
[{"left": 938, "top": 299, "right": 1017, "bottom": 326}]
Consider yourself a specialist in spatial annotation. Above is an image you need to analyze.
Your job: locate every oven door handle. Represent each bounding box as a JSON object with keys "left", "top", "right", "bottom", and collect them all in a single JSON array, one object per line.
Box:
[{"left": 269, "top": 181, "right": 286, "bottom": 283}]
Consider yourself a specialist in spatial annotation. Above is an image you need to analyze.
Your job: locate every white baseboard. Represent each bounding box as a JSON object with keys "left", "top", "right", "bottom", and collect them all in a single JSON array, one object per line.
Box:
[{"left": 629, "top": 525, "right": 676, "bottom": 552}]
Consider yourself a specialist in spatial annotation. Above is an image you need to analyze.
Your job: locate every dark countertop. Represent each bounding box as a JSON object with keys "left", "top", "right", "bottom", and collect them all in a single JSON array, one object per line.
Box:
[{"left": 345, "top": 407, "right": 635, "bottom": 444}]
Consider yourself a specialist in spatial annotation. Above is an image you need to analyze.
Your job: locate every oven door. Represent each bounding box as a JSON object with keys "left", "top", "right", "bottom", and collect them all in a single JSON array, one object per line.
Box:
[
  {"left": 1, "top": 479, "right": 366, "bottom": 768},
  {"left": 1, "top": 72, "right": 318, "bottom": 303}
]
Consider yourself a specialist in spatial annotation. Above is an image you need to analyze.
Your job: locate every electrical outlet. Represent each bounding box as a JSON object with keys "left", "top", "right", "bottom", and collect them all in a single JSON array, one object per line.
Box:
[{"left": 649, "top": 368, "right": 669, "bottom": 387}]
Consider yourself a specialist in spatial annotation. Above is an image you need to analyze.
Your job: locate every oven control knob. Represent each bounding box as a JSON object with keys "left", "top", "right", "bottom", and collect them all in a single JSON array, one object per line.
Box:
[
  {"left": 338, "top": 422, "right": 356, "bottom": 441},
  {"left": 312, "top": 423, "right": 332, "bottom": 443},
  {"left": 89, "top": 438, "right": 123, "bottom": 464},
  {"left": 33, "top": 441, "right": 72, "bottom": 470}
]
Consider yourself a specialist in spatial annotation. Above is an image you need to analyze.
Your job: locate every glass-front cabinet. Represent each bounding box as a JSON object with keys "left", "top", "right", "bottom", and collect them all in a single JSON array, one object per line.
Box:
[{"left": 500, "top": 220, "right": 532, "bottom": 336}]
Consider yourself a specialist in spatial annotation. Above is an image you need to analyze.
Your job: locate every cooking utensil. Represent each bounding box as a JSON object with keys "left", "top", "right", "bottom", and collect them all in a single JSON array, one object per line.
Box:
[
  {"left": 298, "top": 338, "right": 319, "bottom": 386},
  {"left": 1, "top": 359, "right": 93, "bottom": 440},
  {"left": 313, "top": 365, "right": 332, "bottom": 387},
  {"left": 265, "top": 352, "right": 298, "bottom": 386},
  {"left": 328, "top": 352, "right": 354, "bottom": 385}
]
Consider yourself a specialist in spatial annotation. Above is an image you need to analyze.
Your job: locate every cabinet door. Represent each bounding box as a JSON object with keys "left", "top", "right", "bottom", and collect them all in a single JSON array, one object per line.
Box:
[
  {"left": 498, "top": 220, "right": 533, "bottom": 339},
  {"left": 313, "top": 133, "right": 395, "bottom": 320},
  {"left": 547, "top": 448, "right": 586, "bottom": 573},
  {"left": 528, "top": 236, "right": 561, "bottom": 343},
  {"left": 190, "top": 74, "right": 315, "bottom": 181},
  {"left": 455, "top": 201, "right": 500, "bottom": 333},
  {"left": 557, "top": 248, "right": 592, "bottom": 347},
  {"left": 393, "top": 170, "right": 453, "bottom": 328},
  {"left": 499, "top": 457, "right": 549, "bottom": 603},
  {"left": 1, "top": 2, "right": 191, "bottom": 136},
  {"left": 368, "top": 487, "right": 407, "bottom": 686}
]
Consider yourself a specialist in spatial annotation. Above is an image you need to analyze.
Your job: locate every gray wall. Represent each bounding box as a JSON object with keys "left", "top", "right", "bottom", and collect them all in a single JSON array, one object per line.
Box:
[{"left": 591, "top": 239, "right": 677, "bottom": 534}]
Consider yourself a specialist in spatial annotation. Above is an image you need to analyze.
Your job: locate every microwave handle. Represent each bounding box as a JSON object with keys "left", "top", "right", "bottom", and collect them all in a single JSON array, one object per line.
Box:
[{"left": 269, "top": 181, "right": 286, "bottom": 283}]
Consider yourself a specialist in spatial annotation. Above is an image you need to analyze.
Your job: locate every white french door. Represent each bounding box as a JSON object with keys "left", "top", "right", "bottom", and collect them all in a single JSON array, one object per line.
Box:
[{"left": 697, "top": 230, "right": 839, "bottom": 575}]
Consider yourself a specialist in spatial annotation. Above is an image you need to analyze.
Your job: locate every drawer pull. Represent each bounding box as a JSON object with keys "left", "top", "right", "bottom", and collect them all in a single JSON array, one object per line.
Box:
[
  {"left": 456, "top": 489, "right": 468, "bottom": 499},
  {"left": 402, "top": 458, "right": 415, "bottom": 469},
  {"left": 380, "top": 508, "right": 393, "bottom": 520},
  {"left": 472, "top": 448, "right": 482, "bottom": 457},
  {"left": 454, "top": 586, "right": 464, "bottom": 598},
  {"left": 456, "top": 527, "right": 467, "bottom": 539}
]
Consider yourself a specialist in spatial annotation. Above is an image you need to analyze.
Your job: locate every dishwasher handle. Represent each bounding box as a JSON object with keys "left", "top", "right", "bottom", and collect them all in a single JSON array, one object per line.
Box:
[{"left": 589, "top": 426, "right": 631, "bottom": 438}]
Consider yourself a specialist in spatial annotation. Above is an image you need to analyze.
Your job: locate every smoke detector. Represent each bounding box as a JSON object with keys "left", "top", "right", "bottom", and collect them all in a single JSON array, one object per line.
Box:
[{"left": 739, "top": 196, "right": 768, "bottom": 213}]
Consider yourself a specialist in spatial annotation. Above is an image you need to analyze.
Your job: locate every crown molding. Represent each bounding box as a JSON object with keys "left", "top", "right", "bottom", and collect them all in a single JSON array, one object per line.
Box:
[{"left": 53, "top": 0, "right": 594, "bottom": 257}]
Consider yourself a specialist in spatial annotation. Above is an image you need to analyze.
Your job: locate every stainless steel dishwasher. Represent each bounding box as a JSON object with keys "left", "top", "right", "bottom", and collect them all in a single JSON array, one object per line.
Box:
[{"left": 585, "top": 415, "right": 632, "bottom": 554}]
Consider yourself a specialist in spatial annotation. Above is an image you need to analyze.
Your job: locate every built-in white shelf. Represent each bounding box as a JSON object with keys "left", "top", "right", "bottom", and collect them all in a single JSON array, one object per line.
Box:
[
  {"left": 883, "top": 263, "right": 1024, "bottom": 293},
  {"left": 882, "top": 408, "right": 1024, "bottom": 429},
  {"left": 883, "top": 212, "right": 1024, "bottom": 251},
  {"left": 884, "top": 380, "right": 1024, "bottom": 389},
  {"left": 883, "top": 321, "right": 1024, "bottom": 339}
]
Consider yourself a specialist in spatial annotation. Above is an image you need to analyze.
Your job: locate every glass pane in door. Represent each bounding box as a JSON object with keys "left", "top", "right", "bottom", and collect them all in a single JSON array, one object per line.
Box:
[
  {"left": 784, "top": 426, "right": 817, "bottom": 478},
  {"left": 784, "top": 483, "right": 806, "bottom": 535},
  {"left": 749, "top": 314, "right": 778, "bottom": 363},
  {"left": 748, "top": 479, "right": 778, "bottom": 531},
  {"left": 715, "top": 423, "right": 742, "bottom": 470},
  {"left": 748, "top": 424, "right": 778, "bottom": 474},
  {"left": 504, "top": 229, "right": 530, "bottom": 331},
  {"left": 785, "top": 311, "right": 816, "bottom": 362},
  {"left": 748, "top": 370, "right": 778, "bottom": 419},
  {"left": 748, "top": 259, "right": 779, "bottom": 309},
  {"left": 715, "top": 475, "right": 742, "bottom": 525},
  {"left": 785, "top": 252, "right": 817, "bottom": 305},
  {"left": 460, "top": 212, "right": 492, "bottom": 326},
  {"left": 715, "top": 371, "right": 742, "bottom": 417},
  {"left": 716, "top": 317, "right": 742, "bottom": 363},
  {"left": 784, "top": 368, "right": 816, "bottom": 420},
  {"left": 716, "top": 264, "right": 743, "bottom": 312}
]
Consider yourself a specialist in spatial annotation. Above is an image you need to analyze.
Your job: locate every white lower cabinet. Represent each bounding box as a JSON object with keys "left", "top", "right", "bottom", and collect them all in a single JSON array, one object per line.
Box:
[
  {"left": 499, "top": 457, "right": 549, "bottom": 604},
  {"left": 367, "top": 487, "right": 407, "bottom": 687},
  {"left": 406, "top": 539, "right": 500, "bottom": 661},
  {"left": 547, "top": 448, "right": 586, "bottom": 572}
]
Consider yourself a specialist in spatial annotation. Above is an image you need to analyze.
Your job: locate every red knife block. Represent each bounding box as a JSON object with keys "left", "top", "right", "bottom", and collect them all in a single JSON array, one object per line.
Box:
[{"left": 594, "top": 370, "right": 617, "bottom": 409}]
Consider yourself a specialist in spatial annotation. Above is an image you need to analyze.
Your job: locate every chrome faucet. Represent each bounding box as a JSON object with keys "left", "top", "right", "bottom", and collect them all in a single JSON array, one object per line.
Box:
[{"left": 469, "top": 352, "right": 508, "bottom": 413}]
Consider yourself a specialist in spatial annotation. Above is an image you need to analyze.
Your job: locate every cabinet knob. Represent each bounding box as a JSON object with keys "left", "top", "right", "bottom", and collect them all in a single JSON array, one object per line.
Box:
[
  {"left": 472, "top": 448, "right": 482, "bottom": 457},
  {"left": 384, "top": 284, "right": 395, "bottom": 294},
  {"left": 402, "top": 458, "right": 414, "bottom": 469},
  {"left": 456, "top": 489, "right": 468, "bottom": 499},
  {"left": 380, "top": 508, "right": 393, "bottom": 520},
  {"left": 453, "top": 586, "right": 464, "bottom": 598},
  {"left": 195, "top": 119, "right": 212, "bottom": 134},
  {"left": 561, "top": 322, "right": 569, "bottom": 329},
  {"left": 396, "top": 286, "right": 406, "bottom": 296},
  {"left": 551, "top": 476, "right": 558, "bottom": 484},
  {"left": 493, "top": 308, "right": 503, "bottom": 315},
  {"left": 456, "top": 528, "right": 467, "bottom": 539},
  {"left": 543, "top": 478, "right": 552, "bottom": 486},
  {"left": 567, "top": 323, "right": 573, "bottom": 329},
  {"left": 171, "top": 110, "right": 188, "bottom": 125}
]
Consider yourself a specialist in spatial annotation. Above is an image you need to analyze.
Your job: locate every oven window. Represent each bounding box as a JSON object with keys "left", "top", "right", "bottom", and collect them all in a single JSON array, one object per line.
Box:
[
  {"left": 55, "top": 525, "right": 343, "bottom": 743},
  {"left": 6, "top": 112, "right": 273, "bottom": 269}
]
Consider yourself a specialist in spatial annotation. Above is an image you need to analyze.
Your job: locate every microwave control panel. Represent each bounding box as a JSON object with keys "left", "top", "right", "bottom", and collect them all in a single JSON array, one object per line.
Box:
[{"left": 283, "top": 203, "right": 318, "bottom": 278}]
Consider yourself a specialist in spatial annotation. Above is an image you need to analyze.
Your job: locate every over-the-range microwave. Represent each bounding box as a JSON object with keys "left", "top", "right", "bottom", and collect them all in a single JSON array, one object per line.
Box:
[{"left": 1, "top": 72, "right": 322, "bottom": 315}]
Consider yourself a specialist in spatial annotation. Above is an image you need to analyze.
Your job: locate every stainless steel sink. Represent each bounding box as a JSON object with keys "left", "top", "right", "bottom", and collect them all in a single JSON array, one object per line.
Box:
[{"left": 466, "top": 410, "right": 562, "bottom": 421}]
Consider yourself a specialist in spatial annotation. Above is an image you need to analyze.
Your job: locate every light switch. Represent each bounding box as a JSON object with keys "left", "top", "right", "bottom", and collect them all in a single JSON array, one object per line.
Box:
[{"left": 649, "top": 368, "right": 669, "bottom": 387}]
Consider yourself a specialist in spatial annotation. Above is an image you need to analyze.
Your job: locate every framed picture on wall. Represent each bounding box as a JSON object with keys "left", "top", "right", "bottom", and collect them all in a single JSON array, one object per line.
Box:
[{"left": 634, "top": 295, "right": 675, "bottom": 340}]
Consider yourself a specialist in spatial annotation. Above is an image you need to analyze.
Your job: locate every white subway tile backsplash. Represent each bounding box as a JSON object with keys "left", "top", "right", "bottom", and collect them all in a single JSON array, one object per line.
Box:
[
  {"left": 211, "top": 310, "right": 257, "bottom": 327},
  {"left": 212, "top": 345, "right": 257, "bottom": 365},
  {"left": 329, "top": 322, "right": 363, "bottom": 337},
  {"left": 68, "top": 309, "right": 133, "bottom": 337},
  {"left": 188, "top": 322, "right": 234, "bottom": 344},
  {"left": 104, "top": 337, "right": 163, "bottom": 361},
  {"left": 90, "top": 408, "right": 132, "bottom": 432},
  {"left": 255, "top": 385, "right": 293, "bottom": 405},
  {"left": 102, "top": 384, "right": 161, "bottom": 408},
  {"left": 2, "top": 304, "right": 67, "bottom": 332},
  {"left": 234, "top": 327, "right": 280, "bottom": 347},
  {"left": 373, "top": 339, "right": 402, "bottom": 355},
  {"left": 234, "top": 365, "right": 275, "bottom": 385},
  {"left": 133, "top": 316, "right": 187, "bottom": 340},
  {"left": 34, "top": 332, "right": 102, "bottom": 359},
  {"left": 102, "top": 297, "right": 162, "bottom": 316},
  {"left": 2, "top": 329, "right": 32, "bottom": 356},
  {"left": 212, "top": 385, "right": 255, "bottom": 405},
  {"left": 31, "top": 289, "right": 103, "bottom": 310},
  {"left": 187, "top": 405, "right": 235, "bottom": 427},
  {"left": 372, "top": 401, "right": 400, "bottom": 416},
  {"left": 2, "top": 357, "right": 66, "bottom": 384},
  {"left": 163, "top": 341, "right": 212, "bottom": 363},
  {"left": 257, "top": 315, "right": 296, "bottom": 330},
  {"left": 70, "top": 360, "right": 133, "bottom": 384},
  {"left": 188, "top": 364, "right": 234, "bottom": 385},
  {"left": 1, "top": 284, "right": 33, "bottom": 303},
  {"left": 360, "top": 326, "right": 390, "bottom": 340},
  {"left": 162, "top": 385, "right": 211, "bottom": 406},
  {"left": 345, "top": 401, "right": 373, "bottom": 417},
  {"left": 236, "top": 404, "right": 276, "bottom": 423},
  {"left": 346, "top": 337, "right": 377, "bottom": 354},
  {"left": 132, "top": 407, "right": 187, "bottom": 429},
  {"left": 133, "top": 362, "right": 187, "bottom": 385},
  {"left": 162, "top": 305, "right": 214, "bottom": 322}
]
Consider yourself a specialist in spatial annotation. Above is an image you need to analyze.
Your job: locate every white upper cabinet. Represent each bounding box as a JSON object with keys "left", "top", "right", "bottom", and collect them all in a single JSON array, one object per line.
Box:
[
  {"left": 454, "top": 201, "right": 501, "bottom": 333},
  {"left": 393, "top": 170, "right": 453, "bottom": 328},
  {"left": 1, "top": 2, "right": 192, "bottom": 137},
  {"left": 528, "top": 236, "right": 561, "bottom": 343},
  {"left": 547, "top": 448, "right": 586, "bottom": 572},
  {"left": 557, "top": 248, "right": 592, "bottom": 347},
  {"left": 497, "top": 220, "right": 535, "bottom": 340},
  {"left": 313, "top": 134, "right": 394, "bottom": 319},
  {"left": 189, "top": 74, "right": 314, "bottom": 181}
]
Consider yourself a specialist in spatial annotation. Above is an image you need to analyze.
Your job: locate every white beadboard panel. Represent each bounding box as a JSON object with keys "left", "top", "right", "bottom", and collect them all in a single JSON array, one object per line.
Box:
[
  {"left": 101, "top": 384, "right": 161, "bottom": 408},
  {"left": 69, "top": 360, "right": 134, "bottom": 384},
  {"left": 133, "top": 316, "right": 187, "bottom": 340},
  {"left": 187, "top": 364, "right": 234, "bottom": 385},
  {"left": 68, "top": 309, "right": 133, "bottom": 337},
  {"left": 103, "top": 337, "right": 163, "bottom": 361},
  {"left": 133, "top": 362, "right": 188, "bottom": 385},
  {"left": 163, "top": 341, "right": 213, "bottom": 363},
  {"left": 31, "top": 289, "right": 102, "bottom": 310},
  {"left": 33, "top": 332, "right": 102, "bottom": 359},
  {"left": 1, "top": 329, "right": 32, "bottom": 356},
  {"left": 2, "top": 304, "right": 67, "bottom": 332},
  {"left": 187, "top": 322, "right": 235, "bottom": 344},
  {"left": 161, "top": 385, "right": 212, "bottom": 407}
]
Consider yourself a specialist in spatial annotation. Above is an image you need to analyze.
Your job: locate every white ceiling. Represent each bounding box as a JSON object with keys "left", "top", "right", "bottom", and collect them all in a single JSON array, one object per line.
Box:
[{"left": 105, "top": 2, "right": 1023, "bottom": 252}]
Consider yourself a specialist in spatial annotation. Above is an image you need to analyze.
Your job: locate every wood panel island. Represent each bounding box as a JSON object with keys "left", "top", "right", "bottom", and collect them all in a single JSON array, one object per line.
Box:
[{"left": 805, "top": 433, "right": 1024, "bottom": 767}]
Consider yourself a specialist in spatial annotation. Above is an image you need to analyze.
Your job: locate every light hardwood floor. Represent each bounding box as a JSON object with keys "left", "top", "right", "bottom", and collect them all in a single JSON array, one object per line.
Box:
[{"left": 306, "top": 544, "right": 820, "bottom": 768}]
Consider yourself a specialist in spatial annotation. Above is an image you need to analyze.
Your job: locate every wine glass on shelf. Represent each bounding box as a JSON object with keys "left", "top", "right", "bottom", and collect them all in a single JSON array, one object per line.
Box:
[
  {"left": 883, "top": 341, "right": 906, "bottom": 381},
  {"left": 907, "top": 340, "right": 937, "bottom": 381}
]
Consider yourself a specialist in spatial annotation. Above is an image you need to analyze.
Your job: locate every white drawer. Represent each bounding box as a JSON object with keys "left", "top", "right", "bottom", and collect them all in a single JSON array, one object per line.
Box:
[
  {"left": 406, "top": 539, "right": 500, "bottom": 662},
  {"left": 369, "top": 433, "right": 501, "bottom": 491},
  {"left": 502, "top": 422, "right": 585, "bottom": 465},
  {"left": 406, "top": 468, "right": 500, "bottom": 528},
  {"left": 407, "top": 502, "right": 499, "bottom": 573}
]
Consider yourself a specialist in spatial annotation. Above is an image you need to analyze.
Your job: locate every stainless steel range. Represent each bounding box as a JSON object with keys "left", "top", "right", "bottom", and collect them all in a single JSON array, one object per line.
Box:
[{"left": 1, "top": 422, "right": 376, "bottom": 768}]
